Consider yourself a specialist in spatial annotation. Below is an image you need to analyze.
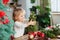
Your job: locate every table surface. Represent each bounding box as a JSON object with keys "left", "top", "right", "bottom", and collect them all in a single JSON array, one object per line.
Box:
[
  {"left": 51, "top": 39, "right": 60, "bottom": 40},
  {"left": 14, "top": 35, "right": 60, "bottom": 40}
]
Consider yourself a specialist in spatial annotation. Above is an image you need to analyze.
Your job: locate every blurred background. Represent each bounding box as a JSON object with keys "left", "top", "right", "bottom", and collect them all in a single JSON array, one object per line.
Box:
[{"left": 9, "top": 0, "right": 60, "bottom": 25}]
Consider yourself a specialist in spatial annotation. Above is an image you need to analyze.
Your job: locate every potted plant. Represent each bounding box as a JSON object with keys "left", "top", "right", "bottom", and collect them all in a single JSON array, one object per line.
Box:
[{"left": 36, "top": 6, "right": 51, "bottom": 28}]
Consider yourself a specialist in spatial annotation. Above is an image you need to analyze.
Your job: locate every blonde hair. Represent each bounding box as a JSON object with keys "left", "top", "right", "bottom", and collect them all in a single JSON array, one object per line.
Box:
[{"left": 13, "top": 8, "right": 25, "bottom": 21}]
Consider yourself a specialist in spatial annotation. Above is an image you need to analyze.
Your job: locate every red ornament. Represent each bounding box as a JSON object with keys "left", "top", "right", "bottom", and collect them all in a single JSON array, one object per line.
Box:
[
  {"left": 28, "top": 32, "right": 36, "bottom": 38},
  {"left": 41, "top": 33, "right": 45, "bottom": 38},
  {"left": 28, "top": 31, "right": 45, "bottom": 40},
  {"left": 3, "top": 19, "right": 9, "bottom": 24},
  {"left": 28, "top": 32, "right": 34, "bottom": 36},
  {"left": 0, "top": 11, "right": 5, "bottom": 18},
  {"left": 37, "top": 32, "right": 45, "bottom": 38},
  {"left": 10, "top": 35, "right": 14, "bottom": 40},
  {"left": 2, "top": 0, "right": 9, "bottom": 5},
  {"left": 37, "top": 32, "right": 41, "bottom": 37}
]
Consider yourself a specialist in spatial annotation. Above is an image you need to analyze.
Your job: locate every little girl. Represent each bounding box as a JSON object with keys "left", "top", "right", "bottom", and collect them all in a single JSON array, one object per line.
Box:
[{"left": 13, "top": 8, "right": 36, "bottom": 40}]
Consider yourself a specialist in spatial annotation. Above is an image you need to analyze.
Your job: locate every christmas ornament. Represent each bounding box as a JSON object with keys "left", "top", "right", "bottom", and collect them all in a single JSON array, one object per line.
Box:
[
  {"left": 28, "top": 32, "right": 36, "bottom": 37},
  {"left": 3, "top": 18, "right": 9, "bottom": 24},
  {"left": 11, "top": 35, "right": 14, "bottom": 40},
  {"left": 28, "top": 31, "right": 45, "bottom": 40},
  {"left": 30, "top": 34, "right": 34, "bottom": 39},
  {"left": 0, "top": 11, "right": 9, "bottom": 24},
  {"left": 37, "top": 31, "right": 45, "bottom": 38},
  {"left": 0, "top": 11, "right": 5, "bottom": 18},
  {"left": 2, "top": 0, "right": 9, "bottom": 5}
]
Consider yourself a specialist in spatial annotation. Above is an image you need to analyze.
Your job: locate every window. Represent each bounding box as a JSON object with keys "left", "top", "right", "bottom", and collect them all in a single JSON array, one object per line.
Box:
[{"left": 51, "top": 0, "right": 60, "bottom": 12}]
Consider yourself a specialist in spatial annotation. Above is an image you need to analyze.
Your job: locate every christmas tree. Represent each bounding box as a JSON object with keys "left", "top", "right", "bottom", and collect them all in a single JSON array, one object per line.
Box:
[
  {"left": 0, "top": 0, "right": 14, "bottom": 40},
  {"left": 25, "top": 11, "right": 38, "bottom": 34}
]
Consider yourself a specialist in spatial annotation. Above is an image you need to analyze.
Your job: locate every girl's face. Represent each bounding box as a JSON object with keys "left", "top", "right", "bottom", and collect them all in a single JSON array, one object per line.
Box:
[{"left": 18, "top": 11, "right": 25, "bottom": 22}]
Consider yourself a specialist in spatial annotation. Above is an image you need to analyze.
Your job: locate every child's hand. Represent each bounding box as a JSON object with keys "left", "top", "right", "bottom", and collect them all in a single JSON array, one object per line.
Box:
[
  {"left": 26, "top": 20, "right": 36, "bottom": 27},
  {"left": 29, "top": 20, "right": 36, "bottom": 25}
]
